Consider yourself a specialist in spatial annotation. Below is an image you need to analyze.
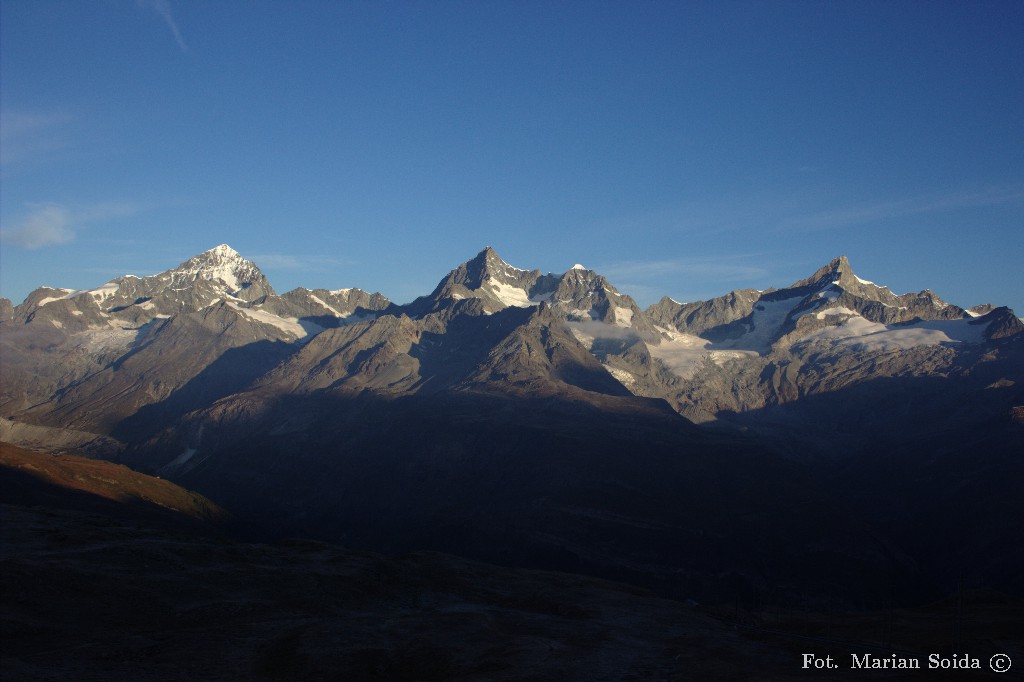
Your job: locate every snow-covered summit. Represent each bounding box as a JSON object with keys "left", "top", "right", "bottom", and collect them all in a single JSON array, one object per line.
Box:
[{"left": 169, "top": 244, "right": 262, "bottom": 294}]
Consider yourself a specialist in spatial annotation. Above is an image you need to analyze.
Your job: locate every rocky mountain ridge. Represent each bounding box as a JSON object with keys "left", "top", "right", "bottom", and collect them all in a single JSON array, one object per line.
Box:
[
  {"left": 3, "top": 244, "right": 1020, "bottom": 436},
  {"left": 2, "top": 244, "right": 1022, "bottom": 608}
]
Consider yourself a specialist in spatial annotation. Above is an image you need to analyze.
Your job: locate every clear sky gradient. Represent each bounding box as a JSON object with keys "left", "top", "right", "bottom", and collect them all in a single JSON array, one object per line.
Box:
[{"left": 2, "top": 1, "right": 1022, "bottom": 312}]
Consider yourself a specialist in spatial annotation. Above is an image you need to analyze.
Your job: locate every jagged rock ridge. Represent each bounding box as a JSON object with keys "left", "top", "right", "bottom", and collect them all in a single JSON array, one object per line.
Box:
[{"left": 2, "top": 244, "right": 1022, "bottom": 608}]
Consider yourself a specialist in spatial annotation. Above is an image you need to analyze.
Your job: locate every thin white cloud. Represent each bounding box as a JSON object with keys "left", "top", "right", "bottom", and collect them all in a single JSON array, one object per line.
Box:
[
  {"left": 78, "top": 202, "right": 144, "bottom": 222},
  {"left": 782, "top": 184, "right": 1024, "bottom": 232},
  {"left": 599, "top": 258, "right": 770, "bottom": 283},
  {"left": 0, "top": 112, "right": 70, "bottom": 142},
  {"left": 608, "top": 283, "right": 674, "bottom": 307},
  {"left": 596, "top": 256, "right": 775, "bottom": 308},
  {"left": 1, "top": 206, "right": 74, "bottom": 249},
  {"left": 1, "top": 202, "right": 143, "bottom": 250},
  {"left": 137, "top": 0, "right": 188, "bottom": 53},
  {"left": 249, "top": 254, "right": 348, "bottom": 270},
  {"left": 0, "top": 111, "right": 73, "bottom": 171}
]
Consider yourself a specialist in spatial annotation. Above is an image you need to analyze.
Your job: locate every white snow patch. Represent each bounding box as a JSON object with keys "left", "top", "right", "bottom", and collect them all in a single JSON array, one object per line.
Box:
[
  {"left": 68, "top": 281, "right": 121, "bottom": 303},
  {"left": 855, "top": 275, "right": 876, "bottom": 286},
  {"left": 813, "top": 305, "right": 858, "bottom": 320},
  {"left": 309, "top": 294, "right": 347, "bottom": 317},
  {"left": 647, "top": 333, "right": 709, "bottom": 378},
  {"left": 206, "top": 264, "right": 240, "bottom": 291},
  {"left": 35, "top": 296, "right": 65, "bottom": 307},
  {"left": 71, "top": 327, "right": 140, "bottom": 352},
  {"left": 329, "top": 288, "right": 353, "bottom": 296},
  {"left": 71, "top": 310, "right": 83, "bottom": 316},
  {"left": 647, "top": 323, "right": 761, "bottom": 376},
  {"left": 174, "top": 245, "right": 256, "bottom": 294},
  {"left": 613, "top": 306, "right": 633, "bottom": 328},
  {"left": 717, "top": 295, "right": 804, "bottom": 353},
  {"left": 708, "top": 349, "right": 758, "bottom": 363},
  {"left": 570, "top": 264, "right": 587, "bottom": 271},
  {"left": 605, "top": 366, "right": 636, "bottom": 389},
  {"left": 486, "top": 278, "right": 533, "bottom": 308},
  {"left": 567, "top": 324, "right": 595, "bottom": 349},
  {"left": 166, "top": 448, "right": 197, "bottom": 468},
  {"left": 569, "top": 308, "right": 599, "bottom": 321},
  {"left": 91, "top": 282, "right": 121, "bottom": 300},
  {"left": 647, "top": 332, "right": 758, "bottom": 379},
  {"left": 804, "top": 315, "right": 988, "bottom": 351},
  {"left": 227, "top": 303, "right": 322, "bottom": 340}
]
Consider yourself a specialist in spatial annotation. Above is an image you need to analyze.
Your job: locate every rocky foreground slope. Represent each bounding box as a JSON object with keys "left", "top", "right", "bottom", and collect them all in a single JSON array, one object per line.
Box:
[{"left": 4, "top": 444, "right": 1021, "bottom": 681}]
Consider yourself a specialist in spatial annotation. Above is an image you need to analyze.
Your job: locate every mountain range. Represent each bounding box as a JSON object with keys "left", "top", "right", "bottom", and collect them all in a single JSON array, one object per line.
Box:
[{"left": 2, "top": 244, "right": 1022, "bottom": 610}]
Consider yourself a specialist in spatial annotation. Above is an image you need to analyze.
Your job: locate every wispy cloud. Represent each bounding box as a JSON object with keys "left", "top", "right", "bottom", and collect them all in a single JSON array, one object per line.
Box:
[
  {"left": 597, "top": 255, "right": 775, "bottom": 307},
  {"left": 137, "top": 0, "right": 188, "bottom": 53},
  {"left": 0, "top": 111, "right": 73, "bottom": 172},
  {"left": 249, "top": 254, "right": 349, "bottom": 271},
  {"left": 0, "top": 206, "right": 74, "bottom": 249},
  {"left": 782, "top": 184, "right": 1024, "bottom": 232},
  {"left": 1, "top": 202, "right": 142, "bottom": 249},
  {"left": 599, "top": 257, "right": 771, "bottom": 283}
]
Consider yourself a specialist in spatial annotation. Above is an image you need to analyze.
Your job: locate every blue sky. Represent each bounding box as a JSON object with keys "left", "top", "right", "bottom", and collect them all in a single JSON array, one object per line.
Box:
[{"left": 2, "top": 0, "right": 1022, "bottom": 311}]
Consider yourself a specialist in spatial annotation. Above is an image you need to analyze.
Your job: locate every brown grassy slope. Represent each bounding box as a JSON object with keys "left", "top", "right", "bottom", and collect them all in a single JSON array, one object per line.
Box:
[{"left": 0, "top": 441, "right": 225, "bottom": 524}]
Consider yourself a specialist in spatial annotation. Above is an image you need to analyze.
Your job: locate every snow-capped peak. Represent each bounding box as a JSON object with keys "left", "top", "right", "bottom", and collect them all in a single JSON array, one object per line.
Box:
[
  {"left": 570, "top": 264, "right": 587, "bottom": 271},
  {"left": 207, "top": 244, "right": 241, "bottom": 259},
  {"left": 176, "top": 245, "right": 256, "bottom": 290}
]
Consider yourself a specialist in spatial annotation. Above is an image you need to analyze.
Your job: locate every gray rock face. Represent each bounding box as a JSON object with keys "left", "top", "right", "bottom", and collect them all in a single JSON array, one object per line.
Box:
[
  {"left": 552, "top": 256, "right": 1023, "bottom": 462},
  {"left": 646, "top": 289, "right": 762, "bottom": 340},
  {"left": 263, "top": 287, "right": 390, "bottom": 319},
  {"left": 403, "top": 246, "right": 556, "bottom": 317},
  {"left": 403, "top": 248, "right": 658, "bottom": 347},
  {"left": 3, "top": 247, "right": 1020, "bottom": 447},
  {"left": 549, "top": 266, "right": 659, "bottom": 339}
]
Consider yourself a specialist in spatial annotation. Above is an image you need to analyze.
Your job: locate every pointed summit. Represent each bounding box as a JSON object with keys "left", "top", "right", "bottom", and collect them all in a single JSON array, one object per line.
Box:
[
  {"left": 168, "top": 244, "right": 271, "bottom": 300},
  {"left": 404, "top": 247, "right": 554, "bottom": 316},
  {"left": 207, "top": 244, "right": 241, "bottom": 257},
  {"left": 823, "top": 255, "right": 852, "bottom": 276},
  {"left": 792, "top": 255, "right": 857, "bottom": 289},
  {"left": 455, "top": 246, "right": 515, "bottom": 289},
  {"left": 468, "top": 245, "right": 513, "bottom": 276}
]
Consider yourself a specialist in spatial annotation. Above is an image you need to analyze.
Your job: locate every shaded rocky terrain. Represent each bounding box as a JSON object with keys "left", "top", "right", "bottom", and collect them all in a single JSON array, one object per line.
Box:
[{"left": 4, "top": 445, "right": 1021, "bottom": 681}]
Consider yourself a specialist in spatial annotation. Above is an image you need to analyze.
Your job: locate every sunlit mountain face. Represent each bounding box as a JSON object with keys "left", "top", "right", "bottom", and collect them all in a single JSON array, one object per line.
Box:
[{"left": 3, "top": 245, "right": 1022, "bottom": 679}]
